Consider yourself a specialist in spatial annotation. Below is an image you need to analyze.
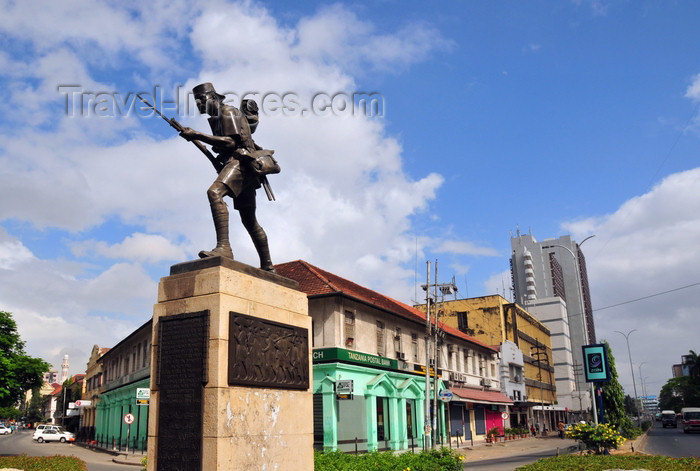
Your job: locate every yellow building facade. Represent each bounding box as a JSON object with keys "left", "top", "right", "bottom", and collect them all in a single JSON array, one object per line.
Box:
[{"left": 417, "top": 295, "right": 560, "bottom": 429}]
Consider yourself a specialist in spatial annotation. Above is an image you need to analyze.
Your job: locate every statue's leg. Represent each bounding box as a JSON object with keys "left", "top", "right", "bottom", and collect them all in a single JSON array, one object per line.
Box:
[
  {"left": 239, "top": 207, "right": 274, "bottom": 272},
  {"left": 199, "top": 182, "right": 234, "bottom": 259}
]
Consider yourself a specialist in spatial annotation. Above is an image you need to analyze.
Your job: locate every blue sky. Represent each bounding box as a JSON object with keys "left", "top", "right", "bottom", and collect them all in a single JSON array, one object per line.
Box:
[{"left": 1, "top": 0, "right": 699, "bottom": 402}]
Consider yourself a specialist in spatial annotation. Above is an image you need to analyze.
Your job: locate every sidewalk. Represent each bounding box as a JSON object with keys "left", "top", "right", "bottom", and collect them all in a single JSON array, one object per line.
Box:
[
  {"left": 452, "top": 428, "right": 650, "bottom": 463},
  {"left": 74, "top": 442, "right": 145, "bottom": 467},
  {"left": 453, "top": 434, "right": 580, "bottom": 463}
]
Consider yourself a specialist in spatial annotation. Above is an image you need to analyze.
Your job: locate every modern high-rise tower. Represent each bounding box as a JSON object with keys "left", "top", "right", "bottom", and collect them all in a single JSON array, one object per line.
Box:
[{"left": 510, "top": 232, "right": 596, "bottom": 420}]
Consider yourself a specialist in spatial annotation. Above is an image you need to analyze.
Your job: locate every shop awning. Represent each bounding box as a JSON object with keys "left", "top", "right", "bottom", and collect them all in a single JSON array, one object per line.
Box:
[{"left": 451, "top": 388, "right": 514, "bottom": 405}]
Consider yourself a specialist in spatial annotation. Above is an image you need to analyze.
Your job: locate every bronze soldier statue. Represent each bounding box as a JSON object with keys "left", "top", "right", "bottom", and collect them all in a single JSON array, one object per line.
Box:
[{"left": 179, "top": 83, "right": 278, "bottom": 272}]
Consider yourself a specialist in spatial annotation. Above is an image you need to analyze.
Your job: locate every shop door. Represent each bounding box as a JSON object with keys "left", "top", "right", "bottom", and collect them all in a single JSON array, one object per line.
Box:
[
  {"left": 449, "top": 403, "right": 463, "bottom": 439},
  {"left": 474, "top": 407, "right": 486, "bottom": 435}
]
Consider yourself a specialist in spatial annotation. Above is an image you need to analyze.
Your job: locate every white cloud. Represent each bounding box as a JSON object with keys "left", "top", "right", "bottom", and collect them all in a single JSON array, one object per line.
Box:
[
  {"left": 0, "top": 229, "right": 34, "bottom": 269},
  {"left": 0, "top": 1, "right": 454, "bottom": 373},
  {"left": 562, "top": 167, "right": 700, "bottom": 396},
  {"left": 72, "top": 233, "right": 187, "bottom": 263},
  {"left": 434, "top": 240, "right": 500, "bottom": 257},
  {"left": 685, "top": 73, "right": 700, "bottom": 101}
]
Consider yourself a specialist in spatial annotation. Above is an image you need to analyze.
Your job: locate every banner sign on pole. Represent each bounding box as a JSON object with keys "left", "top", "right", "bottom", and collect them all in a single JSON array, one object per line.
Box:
[{"left": 582, "top": 343, "right": 611, "bottom": 382}]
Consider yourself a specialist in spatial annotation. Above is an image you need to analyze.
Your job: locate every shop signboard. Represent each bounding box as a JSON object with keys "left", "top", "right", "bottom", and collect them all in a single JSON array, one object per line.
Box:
[{"left": 336, "top": 379, "right": 354, "bottom": 400}]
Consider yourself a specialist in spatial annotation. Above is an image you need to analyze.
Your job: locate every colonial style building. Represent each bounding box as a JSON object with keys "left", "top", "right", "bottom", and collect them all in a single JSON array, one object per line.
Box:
[
  {"left": 422, "top": 295, "right": 564, "bottom": 431},
  {"left": 95, "top": 320, "right": 151, "bottom": 451},
  {"left": 81, "top": 345, "right": 110, "bottom": 442},
  {"left": 276, "top": 260, "right": 511, "bottom": 451}
]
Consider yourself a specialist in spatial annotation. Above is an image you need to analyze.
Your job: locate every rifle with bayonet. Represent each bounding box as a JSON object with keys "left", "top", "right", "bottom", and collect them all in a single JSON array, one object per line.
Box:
[{"left": 136, "top": 94, "right": 275, "bottom": 201}]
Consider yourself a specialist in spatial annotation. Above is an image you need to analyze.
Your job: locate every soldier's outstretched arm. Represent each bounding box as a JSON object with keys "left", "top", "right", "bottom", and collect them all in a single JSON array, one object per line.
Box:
[{"left": 180, "top": 127, "right": 237, "bottom": 149}]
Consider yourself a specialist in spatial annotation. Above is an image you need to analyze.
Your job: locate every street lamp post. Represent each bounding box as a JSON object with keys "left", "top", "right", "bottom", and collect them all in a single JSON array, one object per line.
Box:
[
  {"left": 615, "top": 329, "right": 640, "bottom": 426},
  {"left": 638, "top": 362, "right": 648, "bottom": 419},
  {"left": 542, "top": 241, "right": 597, "bottom": 424}
]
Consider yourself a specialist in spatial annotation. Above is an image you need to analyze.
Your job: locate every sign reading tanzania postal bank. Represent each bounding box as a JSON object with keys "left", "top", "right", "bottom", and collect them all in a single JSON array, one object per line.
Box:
[{"left": 313, "top": 347, "right": 398, "bottom": 370}]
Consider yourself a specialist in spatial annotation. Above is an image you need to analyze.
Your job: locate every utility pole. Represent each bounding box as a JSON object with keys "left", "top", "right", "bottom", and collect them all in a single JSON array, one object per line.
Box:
[
  {"left": 531, "top": 340, "right": 547, "bottom": 431},
  {"left": 423, "top": 261, "right": 432, "bottom": 450},
  {"left": 422, "top": 260, "right": 458, "bottom": 449}
]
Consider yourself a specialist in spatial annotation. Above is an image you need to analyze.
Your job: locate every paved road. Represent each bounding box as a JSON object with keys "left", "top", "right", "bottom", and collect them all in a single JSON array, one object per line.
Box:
[
  {"left": 0, "top": 429, "right": 142, "bottom": 471},
  {"left": 642, "top": 419, "right": 700, "bottom": 458}
]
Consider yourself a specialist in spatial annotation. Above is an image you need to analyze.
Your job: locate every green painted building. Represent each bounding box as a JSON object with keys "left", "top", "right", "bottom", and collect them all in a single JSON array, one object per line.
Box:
[
  {"left": 313, "top": 347, "right": 446, "bottom": 451},
  {"left": 276, "top": 261, "right": 503, "bottom": 452},
  {"left": 94, "top": 320, "right": 152, "bottom": 451}
]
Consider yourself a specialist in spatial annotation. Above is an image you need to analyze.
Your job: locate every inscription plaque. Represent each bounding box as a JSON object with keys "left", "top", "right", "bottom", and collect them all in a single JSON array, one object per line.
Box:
[
  {"left": 156, "top": 311, "right": 209, "bottom": 471},
  {"left": 228, "top": 312, "right": 309, "bottom": 390}
]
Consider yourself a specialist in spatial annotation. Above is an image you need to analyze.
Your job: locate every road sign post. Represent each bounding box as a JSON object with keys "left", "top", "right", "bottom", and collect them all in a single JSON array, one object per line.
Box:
[{"left": 124, "top": 413, "right": 135, "bottom": 453}]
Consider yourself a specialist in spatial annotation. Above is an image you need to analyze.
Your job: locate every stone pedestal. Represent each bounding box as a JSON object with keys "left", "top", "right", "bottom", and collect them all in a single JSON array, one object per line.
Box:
[{"left": 146, "top": 257, "right": 313, "bottom": 471}]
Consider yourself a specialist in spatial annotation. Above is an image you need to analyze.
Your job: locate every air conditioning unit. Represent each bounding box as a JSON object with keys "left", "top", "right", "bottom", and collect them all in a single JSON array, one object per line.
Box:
[
  {"left": 480, "top": 378, "right": 492, "bottom": 388},
  {"left": 397, "top": 352, "right": 406, "bottom": 360},
  {"left": 509, "top": 395, "right": 515, "bottom": 400},
  {"left": 523, "top": 395, "right": 528, "bottom": 401}
]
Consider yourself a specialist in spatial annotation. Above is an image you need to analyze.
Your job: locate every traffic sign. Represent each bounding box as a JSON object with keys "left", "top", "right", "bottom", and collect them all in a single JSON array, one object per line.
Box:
[
  {"left": 501, "top": 412, "right": 509, "bottom": 420},
  {"left": 439, "top": 390, "right": 453, "bottom": 402},
  {"left": 124, "top": 413, "right": 135, "bottom": 424}
]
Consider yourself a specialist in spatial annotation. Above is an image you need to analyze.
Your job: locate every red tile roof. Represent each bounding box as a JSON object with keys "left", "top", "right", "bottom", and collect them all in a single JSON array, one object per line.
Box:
[
  {"left": 275, "top": 260, "right": 497, "bottom": 352},
  {"left": 451, "top": 387, "right": 513, "bottom": 405}
]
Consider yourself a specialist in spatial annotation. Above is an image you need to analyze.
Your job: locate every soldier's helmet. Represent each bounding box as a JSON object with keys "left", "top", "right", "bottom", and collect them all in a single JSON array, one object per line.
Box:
[{"left": 192, "top": 82, "right": 225, "bottom": 101}]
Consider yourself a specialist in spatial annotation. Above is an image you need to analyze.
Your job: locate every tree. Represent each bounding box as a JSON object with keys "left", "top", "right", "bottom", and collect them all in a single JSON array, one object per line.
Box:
[
  {"left": 623, "top": 394, "right": 639, "bottom": 416},
  {"left": 658, "top": 376, "right": 695, "bottom": 411},
  {"left": 686, "top": 350, "right": 700, "bottom": 380},
  {"left": 599, "top": 341, "right": 635, "bottom": 437},
  {"left": 24, "top": 387, "right": 49, "bottom": 423},
  {"left": 0, "top": 311, "right": 50, "bottom": 408},
  {"left": 658, "top": 349, "right": 700, "bottom": 410}
]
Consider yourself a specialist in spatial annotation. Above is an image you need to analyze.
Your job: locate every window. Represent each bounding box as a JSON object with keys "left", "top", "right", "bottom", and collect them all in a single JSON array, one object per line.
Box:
[
  {"left": 344, "top": 311, "right": 355, "bottom": 348},
  {"left": 509, "top": 365, "right": 523, "bottom": 383},
  {"left": 406, "top": 400, "right": 417, "bottom": 438},
  {"left": 394, "top": 327, "right": 402, "bottom": 356},
  {"left": 457, "top": 311, "right": 468, "bottom": 331},
  {"left": 376, "top": 396, "right": 390, "bottom": 441},
  {"left": 411, "top": 333, "right": 418, "bottom": 362},
  {"left": 376, "top": 321, "right": 385, "bottom": 356}
]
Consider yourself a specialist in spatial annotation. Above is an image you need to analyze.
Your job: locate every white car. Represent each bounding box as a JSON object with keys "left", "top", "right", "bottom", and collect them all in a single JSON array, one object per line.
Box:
[
  {"left": 0, "top": 425, "right": 10, "bottom": 435},
  {"left": 32, "top": 425, "right": 60, "bottom": 440},
  {"left": 33, "top": 428, "right": 75, "bottom": 443}
]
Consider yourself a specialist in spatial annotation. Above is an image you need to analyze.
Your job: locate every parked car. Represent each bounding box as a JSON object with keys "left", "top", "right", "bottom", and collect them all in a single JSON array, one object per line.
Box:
[
  {"left": 34, "top": 424, "right": 60, "bottom": 433},
  {"left": 33, "top": 428, "right": 75, "bottom": 443},
  {"left": 0, "top": 425, "right": 11, "bottom": 435}
]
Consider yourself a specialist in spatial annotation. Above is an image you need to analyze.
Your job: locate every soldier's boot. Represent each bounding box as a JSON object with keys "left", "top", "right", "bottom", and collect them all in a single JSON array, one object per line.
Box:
[
  {"left": 249, "top": 226, "right": 275, "bottom": 272},
  {"left": 199, "top": 201, "right": 234, "bottom": 259}
]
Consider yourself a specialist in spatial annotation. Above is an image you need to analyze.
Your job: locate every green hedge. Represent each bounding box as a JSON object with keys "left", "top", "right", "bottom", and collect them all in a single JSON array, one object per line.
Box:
[
  {"left": 0, "top": 455, "right": 87, "bottom": 471},
  {"left": 516, "top": 454, "right": 700, "bottom": 471},
  {"left": 314, "top": 448, "right": 464, "bottom": 471}
]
